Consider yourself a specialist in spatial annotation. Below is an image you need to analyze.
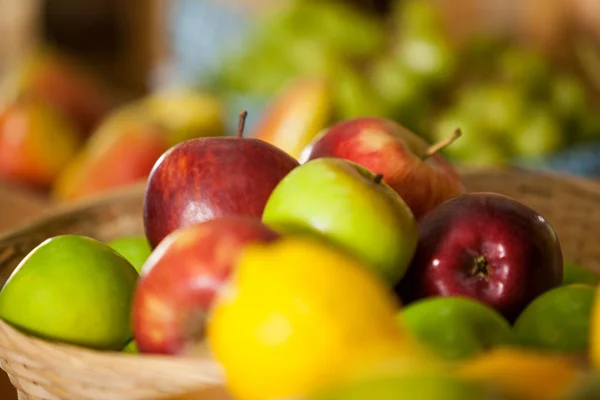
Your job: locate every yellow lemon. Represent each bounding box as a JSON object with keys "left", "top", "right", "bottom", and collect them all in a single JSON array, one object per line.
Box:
[
  {"left": 207, "top": 237, "right": 425, "bottom": 400},
  {"left": 456, "top": 347, "right": 583, "bottom": 400}
]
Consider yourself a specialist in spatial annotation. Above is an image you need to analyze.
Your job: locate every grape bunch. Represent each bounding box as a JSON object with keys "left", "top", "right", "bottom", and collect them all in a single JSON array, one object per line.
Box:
[
  {"left": 210, "top": 0, "right": 600, "bottom": 167},
  {"left": 430, "top": 42, "right": 600, "bottom": 166}
]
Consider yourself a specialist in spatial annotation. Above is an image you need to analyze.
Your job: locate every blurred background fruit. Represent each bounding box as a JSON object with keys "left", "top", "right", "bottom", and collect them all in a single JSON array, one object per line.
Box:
[
  {"left": 0, "top": 97, "right": 81, "bottom": 190},
  {"left": 1, "top": 0, "right": 600, "bottom": 204}
]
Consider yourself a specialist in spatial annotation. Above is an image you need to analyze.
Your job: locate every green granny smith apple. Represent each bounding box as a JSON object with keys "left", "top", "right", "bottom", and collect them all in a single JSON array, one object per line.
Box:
[
  {"left": 400, "top": 296, "right": 514, "bottom": 361},
  {"left": 0, "top": 235, "right": 138, "bottom": 350},
  {"left": 262, "top": 157, "right": 417, "bottom": 285},
  {"left": 309, "top": 373, "right": 509, "bottom": 400},
  {"left": 563, "top": 262, "right": 600, "bottom": 286},
  {"left": 514, "top": 284, "right": 595, "bottom": 353},
  {"left": 108, "top": 235, "right": 151, "bottom": 274}
]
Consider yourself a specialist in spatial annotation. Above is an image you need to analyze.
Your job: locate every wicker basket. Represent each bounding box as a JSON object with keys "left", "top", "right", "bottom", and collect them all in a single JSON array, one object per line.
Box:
[{"left": 0, "top": 167, "right": 599, "bottom": 400}]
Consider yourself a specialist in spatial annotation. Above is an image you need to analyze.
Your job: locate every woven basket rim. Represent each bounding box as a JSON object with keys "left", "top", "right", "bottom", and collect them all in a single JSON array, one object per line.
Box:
[
  {"left": 0, "top": 182, "right": 147, "bottom": 242},
  {"left": 3, "top": 165, "right": 600, "bottom": 244},
  {"left": 0, "top": 317, "right": 224, "bottom": 379}
]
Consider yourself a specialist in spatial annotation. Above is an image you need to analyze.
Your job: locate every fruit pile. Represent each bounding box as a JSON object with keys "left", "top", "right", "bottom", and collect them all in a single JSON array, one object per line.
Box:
[
  {"left": 0, "top": 47, "right": 226, "bottom": 202},
  {"left": 1, "top": 114, "right": 600, "bottom": 400},
  {"left": 211, "top": 0, "right": 600, "bottom": 168}
]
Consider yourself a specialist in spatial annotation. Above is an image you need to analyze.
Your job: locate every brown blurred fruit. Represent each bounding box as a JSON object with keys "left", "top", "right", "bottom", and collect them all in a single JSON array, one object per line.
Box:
[
  {"left": 0, "top": 47, "right": 117, "bottom": 136},
  {"left": 53, "top": 106, "right": 168, "bottom": 202}
]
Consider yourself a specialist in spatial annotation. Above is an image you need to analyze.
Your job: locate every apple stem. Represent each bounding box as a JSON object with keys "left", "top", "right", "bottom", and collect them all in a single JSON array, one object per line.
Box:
[
  {"left": 237, "top": 110, "right": 248, "bottom": 138},
  {"left": 423, "top": 128, "right": 462, "bottom": 159},
  {"left": 373, "top": 173, "right": 384, "bottom": 184}
]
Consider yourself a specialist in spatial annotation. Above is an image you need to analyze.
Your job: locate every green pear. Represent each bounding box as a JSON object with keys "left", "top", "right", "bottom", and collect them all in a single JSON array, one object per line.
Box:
[
  {"left": 400, "top": 297, "right": 514, "bottom": 361},
  {"left": 0, "top": 235, "right": 138, "bottom": 350},
  {"left": 262, "top": 158, "right": 417, "bottom": 285},
  {"left": 108, "top": 235, "right": 151, "bottom": 274},
  {"left": 514, "top": 284, "right": 595, "bottom": 353}
]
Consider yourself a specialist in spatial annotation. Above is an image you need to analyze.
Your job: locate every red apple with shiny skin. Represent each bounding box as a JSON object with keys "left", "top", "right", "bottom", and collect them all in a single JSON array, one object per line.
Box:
[
  {"left": 299, "top": 117, "right": 464, "bottom": 219},
  {"left": 143, "top": 114, "right": 299, "bottom": 248},
  {"left": 396, "top": 193, "right": 563, "bottom": 321},
  {"left": 132, "top": 216, "right": 280, "bottom": 355}
]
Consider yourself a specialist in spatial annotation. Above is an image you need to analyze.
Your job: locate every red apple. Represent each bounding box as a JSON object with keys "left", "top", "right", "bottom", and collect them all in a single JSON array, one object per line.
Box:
[
  {"left": 299, "top": 117, "right": 464, "bottom": 219},
  {"left": 132, "top": 216, "right": 280, "bottom": 355},
  {"left": 143, "top": 112, "right": 299, "bottom": 248},
  {"left": 396, "top": 193, "right": 563, "bottom": 321}
]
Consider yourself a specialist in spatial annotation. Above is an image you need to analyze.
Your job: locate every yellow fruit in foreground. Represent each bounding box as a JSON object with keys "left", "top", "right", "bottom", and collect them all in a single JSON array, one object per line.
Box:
[
  {"left": 456, "top": 347, "right": 583, "bottom": 400},
  {"left": 589, "top": 285, "right": 600, "bottom": 369},
  {"left": 207, "top": 237, "right": 420, "bottom": 400}
]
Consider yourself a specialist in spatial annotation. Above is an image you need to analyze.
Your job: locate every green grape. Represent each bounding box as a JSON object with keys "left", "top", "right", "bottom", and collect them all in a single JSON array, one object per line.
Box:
[
  {"left": 576, "top": 112, "right": 600, "bottom": 142},
  {"left": 498, "top": 47, "right": 551, "bottom": 96},
  {"left": 432, "top": 110, "right": 508, "bottom": 166},
  {"left": 511, "top": 108, "right": 564, "bottom": 158},
  {"left": 550, "top": 73, "right": 589, "bottom": 121},
  {"left": 282, "top": 1, "right": 386, "bottom": 59},
  {"left": 456, "top": 83, "right": 526, "bottom": 135},
  {"left": 333, "top": 64, "right": 390, "bottom": 120},
  {"left": 392, "top": 0, "right": 443, "bottom": 37},
  {"left": 285, "top": 36, "right": 341, "bottom": 77},
  {"left": 393, "top": 32, "right": 457, "bottom": 86},
  {"left": 369, "top": 57, "right": 426, "bottom": 112}
]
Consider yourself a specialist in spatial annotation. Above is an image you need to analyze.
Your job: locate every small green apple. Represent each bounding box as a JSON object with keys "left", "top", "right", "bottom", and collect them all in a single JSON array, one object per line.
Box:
[
  {"left": 0, "top": 235, "right": 138, "bottom": 350},
  {"left": 563, "top": 262, "right": 600, "bottom": 286},
  {"left": 108, "top": 235, "right": 151, "bottom": 274},
  {"left": 309, "top": 373, "right": 508, "bottom": 400},
  {"left": 399, "top": 296, "right": 514, "bottom": 361},
  {"left": 262, "top": 157, "right": 417, "bottom": 285},
  {"left": 514, "top": 284, "right": 595, "bottom": 353},
  {"left": 122, "top": 339, "right": 138, "bottom": 354}
]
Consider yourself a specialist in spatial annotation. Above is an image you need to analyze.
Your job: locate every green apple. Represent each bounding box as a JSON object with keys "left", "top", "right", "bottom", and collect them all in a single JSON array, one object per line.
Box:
[
  {"left": 514, "top": 284, "right": 595, "bottom": 353},
  {"left": 563, "top": 262, "right": 600, "bottom": 286},
  {"left": 108, "top": 235, "right": 151, "bottom": 274},
  {"left": 399, "top": 297, "right": 514, "bottom": 361},
  {"left": 262, "top": 158, "right": 417, "bottom": 285},
  {"left": 0, "top": 235, "right": 138, "bottom": 350},
  {"left": 309, "top": 373, "right": 509, "bottom": 400},
  {"left": 122, "top": 339, "right": 138, "bottom": 354}
]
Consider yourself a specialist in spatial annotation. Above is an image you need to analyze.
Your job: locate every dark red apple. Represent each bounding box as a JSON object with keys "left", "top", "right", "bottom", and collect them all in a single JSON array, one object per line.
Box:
[
  {"left": 396, "top": 193, "right": 563, "bottom": 321},
  {"left": 299, "top": 117, "right": 464, "bottom": 219},
  {"left": 143, "top": 112, "right": 299, "bottom": 248},
  {"left": 132, "top": 215, "right": 279, "bottom": 355}
]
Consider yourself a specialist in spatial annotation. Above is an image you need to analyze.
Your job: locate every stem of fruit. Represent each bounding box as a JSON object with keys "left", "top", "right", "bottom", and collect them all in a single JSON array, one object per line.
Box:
[
  {"left": 423, "top": 129, "right": 462, "bottom": 160},
  {"left": 471, "top": 255, "right": 489, "bottom": 278},
  {"left": 373, "top": 173, "right": 384, "bottom": 184},
  {"left": 237, "top": 110, "right": 248, "bottom": 138}
]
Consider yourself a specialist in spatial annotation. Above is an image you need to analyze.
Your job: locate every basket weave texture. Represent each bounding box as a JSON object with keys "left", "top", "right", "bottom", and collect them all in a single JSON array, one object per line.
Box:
[{"left": 0, "top": 167, "right": 599, "bottom": 400}]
